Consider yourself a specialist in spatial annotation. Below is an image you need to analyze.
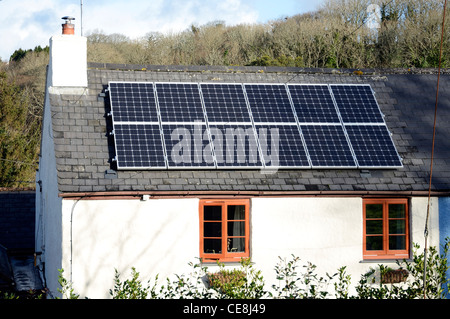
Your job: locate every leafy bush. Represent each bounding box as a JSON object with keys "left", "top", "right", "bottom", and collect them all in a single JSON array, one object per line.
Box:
[
  {"left": 354, "top": 238, "right": 450, "bottom": 299},
  {"left": 43, "top": 239, "right": 450, "bottom": 299},
  {"left": 270, "top": 255, "right": 337, "bottom": 299},
  {"left": 208, "top": 258, "right": 266, "bottom": 299},
  {"left": 56, "top": 269, "right": 79, "bottom": 299},
  {"left": 158, "top": 261, "right": 213, "bottom": 299},
  {"left": 110, "top": 267, "right": 158, "bottom": 299},
  {"left": 208, "top": 267, "right": 246, "bottom": 296}
]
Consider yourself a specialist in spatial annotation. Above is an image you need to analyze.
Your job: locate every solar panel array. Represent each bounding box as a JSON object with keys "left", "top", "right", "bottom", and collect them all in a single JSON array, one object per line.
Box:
[{"left": 108, "top": 82, "right": 402, "bottom": 170}]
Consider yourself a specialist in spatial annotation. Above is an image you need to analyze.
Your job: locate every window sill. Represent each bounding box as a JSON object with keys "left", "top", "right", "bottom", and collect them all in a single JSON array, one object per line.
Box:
[
  {"left": 360, "top": 258, "right": 412, "bottom": 263},
  {"left": 200, "top": 257, "right": 250, "bottom": 264}
]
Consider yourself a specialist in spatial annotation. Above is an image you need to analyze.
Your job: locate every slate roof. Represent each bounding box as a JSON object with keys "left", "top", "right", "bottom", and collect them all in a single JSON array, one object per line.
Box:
[
  {"left": 48, "top": 63, "right": 450, "bottom": 196},
  {"left": 0, "top": 191, "right": 35, "bottom": 251},
  {"left": 0, "top": 191, "right": 43, "bottom": 294}
]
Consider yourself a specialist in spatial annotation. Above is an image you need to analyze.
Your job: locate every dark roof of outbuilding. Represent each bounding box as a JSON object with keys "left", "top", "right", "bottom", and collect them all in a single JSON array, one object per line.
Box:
[
  {"left": 0, "top": 191, "right": 35, "bottom": 251},
  {"left": 48, "top": 63, "right": 450, "bottom": 197}
]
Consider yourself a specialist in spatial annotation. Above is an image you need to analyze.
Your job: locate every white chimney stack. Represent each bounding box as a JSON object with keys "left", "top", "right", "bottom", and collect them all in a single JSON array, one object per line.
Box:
[{"left": 48, "top": 17, "right": 87, "bottom": 88}]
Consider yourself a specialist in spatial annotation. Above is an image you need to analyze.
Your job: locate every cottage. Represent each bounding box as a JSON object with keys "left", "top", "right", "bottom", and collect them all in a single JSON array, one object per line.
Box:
[{"left": 35, "top": 25, "right": 450, "bottom": 298}]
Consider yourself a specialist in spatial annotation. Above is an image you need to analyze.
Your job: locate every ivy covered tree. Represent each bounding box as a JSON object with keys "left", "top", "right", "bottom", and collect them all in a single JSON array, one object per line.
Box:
[{"left": 0, "top": 71, "right": 40, "bottom": 187}]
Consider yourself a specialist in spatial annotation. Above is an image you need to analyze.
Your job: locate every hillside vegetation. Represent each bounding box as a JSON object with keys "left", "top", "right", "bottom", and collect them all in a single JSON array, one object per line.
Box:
[
  {"left": 0, "top": 0, "right": 448, "bottom": 188},
  {"left": 86, "top": 0, "right": 450, "bottom": 68}
]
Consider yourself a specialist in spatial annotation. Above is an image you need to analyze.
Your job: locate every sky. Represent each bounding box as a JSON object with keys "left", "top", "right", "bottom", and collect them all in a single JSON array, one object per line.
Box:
[{"left": 0, "top": 0, "right": 326, "bottom": 61}]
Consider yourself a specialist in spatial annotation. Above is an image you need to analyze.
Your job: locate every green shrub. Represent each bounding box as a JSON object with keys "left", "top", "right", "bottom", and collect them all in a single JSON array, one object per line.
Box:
[
  {"left": 270, "top": 255, "right": 335, "bottom": 299},
  {"left": 56, "top": 269, "right": 79, "bottom": 299},
  {"left": 51, "top": 239, "right": 449, "bottom": 299},
  {"left": 110, "top": 267, "right": 158, "bottom": 299},
  {"left": 354, "top": 238, "right": 450, "bottom": 299},
  {"left": 208, "top": 258, "right": 266, "bottom": 299}
]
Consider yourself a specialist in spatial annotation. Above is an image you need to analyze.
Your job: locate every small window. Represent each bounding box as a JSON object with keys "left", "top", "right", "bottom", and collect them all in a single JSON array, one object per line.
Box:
[
  {"left": 199, "top": 199, "right": 250, "bottom": 262},
  {"left": 363, "top": 199, "right": 409, "bottom": 260}
]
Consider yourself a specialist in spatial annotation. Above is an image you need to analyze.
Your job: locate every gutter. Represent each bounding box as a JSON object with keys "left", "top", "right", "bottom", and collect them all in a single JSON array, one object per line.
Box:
[{"left": 58, "top": 190, "right": 450, "bottom": 200}]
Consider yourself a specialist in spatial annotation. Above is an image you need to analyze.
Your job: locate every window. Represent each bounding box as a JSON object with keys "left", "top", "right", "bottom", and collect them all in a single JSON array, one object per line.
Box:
[
  {"left": 199, "top": 199, "right": 250, "bottom": 262},
  {"left": 363, "top": 199, "right": 409, "bottom": 260}
]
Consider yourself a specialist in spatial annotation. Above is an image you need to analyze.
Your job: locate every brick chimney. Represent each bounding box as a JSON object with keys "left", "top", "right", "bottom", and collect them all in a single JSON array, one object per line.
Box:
[
  {"left": 62, "top": 16, "right": 75, "bottom": 35},
  {"left": 48, "top": 17, "right": 87, "bottom": 88}
]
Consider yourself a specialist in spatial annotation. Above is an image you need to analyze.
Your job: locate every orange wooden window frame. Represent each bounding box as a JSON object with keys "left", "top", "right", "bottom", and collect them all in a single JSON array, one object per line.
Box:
[
  {"left": 199, "top": 199, "right": 250, "bottom": 262},
  {"left": 363, "top": 198, "right": 409, "bottom": 260}
]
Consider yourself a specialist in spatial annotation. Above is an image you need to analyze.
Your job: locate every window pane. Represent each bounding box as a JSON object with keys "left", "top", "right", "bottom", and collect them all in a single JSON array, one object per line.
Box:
[
  {"left": 366, "top": 204, "right": 383, "bottom": 218},
  {"left": 228, "top": 205, "right": 245, "bottom": 220},
  {"left": 389, "top": 204, "right": 406, "bottom": 218},
  {"left": 389, "top": 220, "right": 406, "bottom": 235},
  {"left": 204, "top": 206, "right": 222, "bottom": 220},
  {"left": 366, "top": 220, "right": 383, "bottom": 235},
  {"left": 204, "top": 239, "right": 222, "bottom": 254},
  {"left": 228, "top": 238, "right": 245, "bottom": 253},
  {"left": 389, "top": 235, "right": 406, "bottom": 250},
  {"left": 366, "top": 236, "right": 383, "bottom": 251},
  {"left": 204, "top": 222, "right": 221, "bottom": 237},
  {"left": 228, "top": 221, "right": 245, "bottom": 236}
]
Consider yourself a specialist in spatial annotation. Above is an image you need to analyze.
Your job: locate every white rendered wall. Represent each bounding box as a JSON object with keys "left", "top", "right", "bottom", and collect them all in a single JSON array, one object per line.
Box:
[
  {"left": 251, "top": 197, "right": 363, "bottom": 278},
  {"left": 49, "top": 35, "right": 87, "bottom": 88},
  {"left": 38, "top": 32, "right": 88, "bottom": 297},
  {"left": 410, "top": 197, "right": 440, "bottom": 251},
  {"left": 35, "top": 70, "right": 63, "bottom": 297},
  {"left": 62, "top": 198, "right": 200, "bottom": 299},
  {"left": 251, "top": 197, "right": 440, "bottom": 296},
  {"left": 58, "top": 196, "right": 440, "bottom": 298}
]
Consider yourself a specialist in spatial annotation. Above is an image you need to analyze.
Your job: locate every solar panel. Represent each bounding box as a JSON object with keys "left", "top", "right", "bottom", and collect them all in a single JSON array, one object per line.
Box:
[
  {"left": 113, "top": 123, "right": 166, "bottom": 169},
  {"left": 208, "top": 124, "right": 262, "bottom": 168},
  {"left": 201, "top": 83, "right": 251, "bottom": 123},
  {"left": 345, "top": 125, "right": 402, "bottom": 168},
  {"left": 108, "top": 81, "right": 402, "bottom": 170},
  {"left": 288, "top": 84, "right": 340, "bottom": 123},
  {"left": 330, "top": 84, "right": 384, "bottom": 123},
  {"left": 156, "top": 83, "right": 205, "bottom": 123},
  {"left": 109, "top": 82, "right": 159, "bottom": 122},
  {"left": 244, "top": 84, "right": 296, "bottom": 123},
  {"left": 162, "top": 123, "right": 215, "bottom": 168},
  {"left": 255, "top": 124, "right": 310, "bottom": 168},
  {"left": 301, "top": 125, "right": 357, "bottom": 168}
]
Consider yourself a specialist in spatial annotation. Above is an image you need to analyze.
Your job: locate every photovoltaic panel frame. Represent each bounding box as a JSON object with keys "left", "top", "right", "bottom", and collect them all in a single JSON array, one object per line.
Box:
[
  {"left": 208, "top": 123, "right": 262, "bottom": 168},
  {"left": 156, "top": 82, "right": 206, "bottom": 123},
  {"left": 108, "top": 81, "right": 402, "bottom": 171},
  {"left": 109, "top": 82, "right": 167, "bottom": 169},
  {"left": 255, "top": 124, "right": 310, "bottom": 168},
  {"left": 109, "top": 82, "right": 159, "bottom": 123},
  {"left": 288, "top": 84, "right": 341, "bottom": 124},
  {"left": 301, "top": 124, "right": 357, "bottom": 168},
  {"left": 113, "top": 123, "right": 167, "bottom": 169},
  {"left": 245, "top": 83, "right": 296, "bottom": 123},
  {"left": 155, "top": 82, "right": 215, "bottom": 169},
  {"left": 345, "top": 124, "right": 403, "bottom": 168},
  {"left": 162, "top": 122, "right": 215, "bottom": 168},
  {"left": 243, "top": 83, "right": 309, "bottom": 168},
  {"left": 200, "top": 83, "right": 252, "bottom": 123},
  {"left": 328, "top": 84, "right": 402, "bottom": 168},
  {"left": 329, "top": 84, "right": 385, "bottom": 124},
  {"left": 201, "top": 83, "right": 264, "bottom": 168}
]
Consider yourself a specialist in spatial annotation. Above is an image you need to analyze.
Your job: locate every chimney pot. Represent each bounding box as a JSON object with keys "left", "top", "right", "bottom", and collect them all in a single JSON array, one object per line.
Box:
[{"left": 62, "top": 16, "right": 75, "bottom": 35}]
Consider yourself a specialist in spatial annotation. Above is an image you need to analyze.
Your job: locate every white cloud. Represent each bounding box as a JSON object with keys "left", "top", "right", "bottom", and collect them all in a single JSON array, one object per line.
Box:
[
  {"left": 0, "top": 0, "right": 79, "bottom": 60},
  {"left": 83, "top": 0, "right": 259, "bottom": 37},
  {"left": 0, "top": 0, "right": 322, "bottom": 61}
]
